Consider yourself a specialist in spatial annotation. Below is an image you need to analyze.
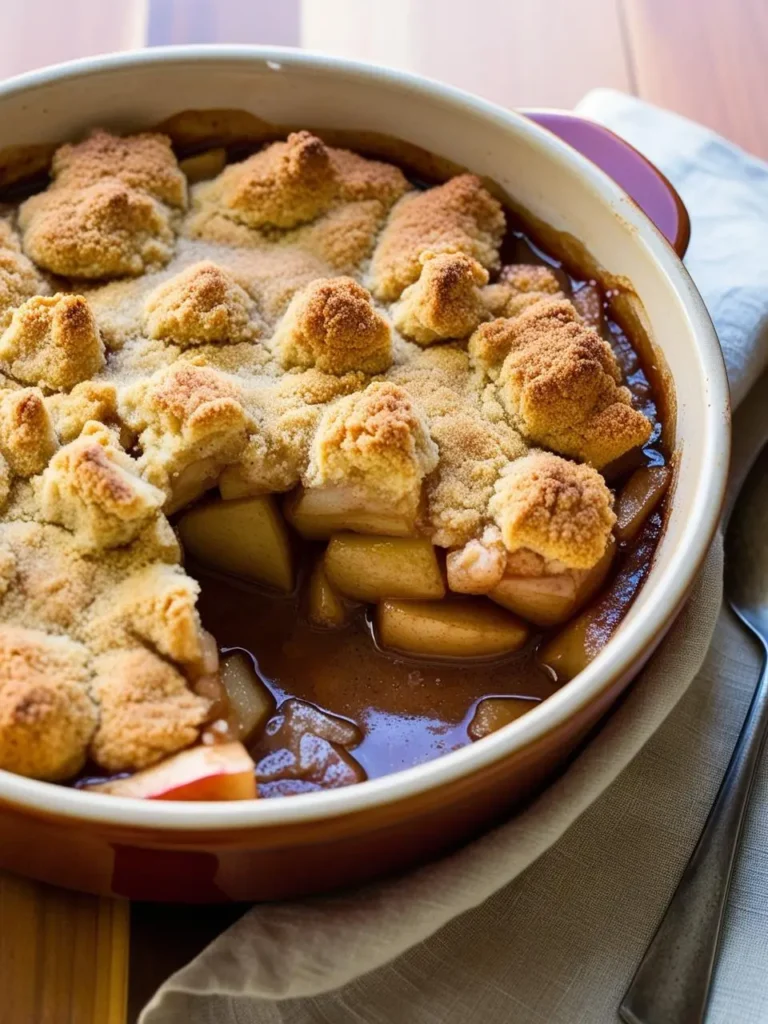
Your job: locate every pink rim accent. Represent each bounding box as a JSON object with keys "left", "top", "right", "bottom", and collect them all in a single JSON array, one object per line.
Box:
[{"left": 524, "top": 110, "right": 690, "bottom": 258}]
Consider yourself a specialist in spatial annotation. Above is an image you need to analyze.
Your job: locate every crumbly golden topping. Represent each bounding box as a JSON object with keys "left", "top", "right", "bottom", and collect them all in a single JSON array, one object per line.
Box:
[
  {"left": 0, "top": 245, "right": 49, "bottom": 330},
  {"left": 37, "top": 422, "right": 165, "bottom": 550},
  {"left": 388, "top": 345, "right": 527, "bottom": 546},
  {"left": 392, "top": 251, "right": 489, "bottom": 345},
  {"left": 0, "top": 624, "right": 96, "bottom": 780},
  {"left": 205, "top": 130, "right": 338, "bottom": 230},
  {"left": 119, "top": 361, "right": 250, "bottom": 504},
  {"left": 51, "top": 129, "right": 187, "bottom": 209},
  {"left": 190, "top": 131, "right": 407, "bottom": 238},
  {"left": 18, "top": 128, "right": 186, "bottom": 280},
  {"left": 307, "top": 381, "right": 438, "bottom": 516},
  {"left": 487, "top": 263, "right": 569, "bottom": 320},
  {"left": 45, "top": 381, "right": 120, "bottom": 444},
  {"left": 0, "top": 125, "right": 654, "bottom": 783},
  {"left": 0, "top": 387, "right": 58, "bottom": 476},
  {"left": 0, "top": 293, "right": 105, "bottom": 391},
  {"left": 90, "top": 647, "right": 209, "bottom": 772},
  {"left": 500, "top": 263, "right": 562, "bottom": 295},
  {"left": 490, "top": 452, "right": 615, "bottom": 569},
  {"left": 272, "top": 277, "right": 391, "bottom": 375},
  {"left": 474, "top": 300, "right": 651, "bottom": 466},
  {"left": 369, "top": 174, "right": 505, "bottom": 301},
  {"left": 469, "top": 295, "right": 577, "bottom": 375},
  {"left": 20, "top": 181, "right": 175, "bottom": 279},
  {"left": 144, "top": 260, "right": 260, "bottom": 346}
]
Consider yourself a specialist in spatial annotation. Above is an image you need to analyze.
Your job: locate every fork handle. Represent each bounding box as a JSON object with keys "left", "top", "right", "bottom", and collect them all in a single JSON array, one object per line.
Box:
[{"left": 620, "top": 638, "right": 768, "bottom": 1024}]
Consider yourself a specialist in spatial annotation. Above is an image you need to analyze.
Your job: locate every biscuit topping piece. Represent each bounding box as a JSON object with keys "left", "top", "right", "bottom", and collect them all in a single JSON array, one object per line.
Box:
[
  {"left": 46, "top": 381, "right": 120, "bottom": 444},
  {"left": 392, "top": 251, "right": 490, "bottom": 344},
  {"left": 89, "top": 647, "right": 209, "bottom": 772},
  {"left": 0, "top": 624, "right": 97, "bottom": 781},
  {"left": 370, "top": 174, "right": 505, "bottom": 301},
  {"left": 330, "top": 148, "right": 409, "bottom": 207},
  {"left": 307, "top": 381, "right": 438, "bottom": 519},
  {"left": 489, "top": 452, "right": 615, "bottom": 570},
  {"left": 477, "top": 300, "right": 652, "bottom": 466},
  {"left": 50, "top": 129, "right": 187, "bottom": 209},
  {"left": 0, "top": 293, "right": 105, "bottom": 391},
  {"left": 0, "top": 244, "right": 49, "bottom": 331},
  {"left": 272, "top": 276, "right": 392, "bottom": 374},
  {"left": 38, "top": 422, "right": 166, "bottom": 550},
  {"left": 119, "top": 362, "right": 250, "bottom": 508},
  {"left": 469, "top": 296, "right": 578, "bottom": 375},
  {"left": 144, "top": 261, "right": 260, "bottom": 346},
  {"left": 19, "top": 129, "right": 185, "bottom": 279},
  {"left": 0, "top": 387, "right": 58, "bottom": 476},
  {"left": 90, "top": 561, "right": 205, "bottom": 668},
  {"left": 209, "top": 131, "right": 338, "bottom": 230},
  {"left": 20, "top": 181, "right": 176, "bottom": 279}
]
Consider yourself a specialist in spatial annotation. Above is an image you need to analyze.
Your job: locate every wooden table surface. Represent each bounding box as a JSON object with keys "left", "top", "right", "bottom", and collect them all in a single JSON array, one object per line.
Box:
[{"left": 0, "top": 1, "right": 765, "bottom": 1021}]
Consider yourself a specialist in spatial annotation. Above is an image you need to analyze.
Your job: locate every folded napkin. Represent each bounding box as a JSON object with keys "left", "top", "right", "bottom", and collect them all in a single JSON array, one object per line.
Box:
[{"left": 141, "top": 91, "right": 768, "bottom": 1024}]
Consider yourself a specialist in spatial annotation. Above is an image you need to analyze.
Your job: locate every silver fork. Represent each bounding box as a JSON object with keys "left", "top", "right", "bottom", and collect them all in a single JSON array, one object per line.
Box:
[{"left": 620, "top": 442, "right": 768, "bottom": 1024}]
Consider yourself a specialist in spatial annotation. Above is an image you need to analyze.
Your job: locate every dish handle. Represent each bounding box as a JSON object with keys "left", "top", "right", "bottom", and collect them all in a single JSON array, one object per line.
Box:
[{"left": 523, "top": 110, "right": 690, "bottom": 258}]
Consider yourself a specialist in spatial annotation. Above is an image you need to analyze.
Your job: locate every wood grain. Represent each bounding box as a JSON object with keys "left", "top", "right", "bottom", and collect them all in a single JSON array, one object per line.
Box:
[
  {"left": 300, "top": 0, "right": 633, "bottom": 108},
  {"left": 0, "top": 873, "right": 128, "bottom": 1024},
  {"left": 623, "top": 0, "right": 768, "bottom": 159}
]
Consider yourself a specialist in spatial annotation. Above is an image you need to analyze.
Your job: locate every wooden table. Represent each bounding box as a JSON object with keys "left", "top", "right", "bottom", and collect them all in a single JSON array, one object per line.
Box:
[{"left": 0, "top": 1, "right": 765, "bottom": 1021}]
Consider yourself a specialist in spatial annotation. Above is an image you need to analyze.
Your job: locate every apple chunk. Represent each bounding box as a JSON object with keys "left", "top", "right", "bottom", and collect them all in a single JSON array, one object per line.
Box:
[
  {"left": 179, "top": 147, "right": 227, "bottom": 183},
  {"left": 324, "top": 534, "right": 445, "bottom": 602},
  {"left": 376, "top": 599, "right": 529, "bottom": 659},
  {"left": 178, "top": 494, "right": 294, "bottom": 592},
  {"left": 220, "top": 652, "right": 276, "bottom": 741},
  {"left": 468, "top": 696, "right": 540, "bottom": 740},
  {"left": 284, "top": 486, "right": 416, "bottom": 540},
  {"left": 615, "top": 465, "right": 670, "bottom": 543},
  {"left": 489, "top": 537, "right": 615, "bottom": 627},
  {"left": 84, "top": 743, "right": 257, "bottom": 800},
  {"left": 308, "top": 560, "right": 348, "bottom": 628}
]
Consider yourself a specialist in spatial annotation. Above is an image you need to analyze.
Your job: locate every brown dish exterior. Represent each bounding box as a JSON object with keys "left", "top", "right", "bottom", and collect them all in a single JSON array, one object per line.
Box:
[{"left": 0, "top": 87, "right": 709, "bottom": 901}]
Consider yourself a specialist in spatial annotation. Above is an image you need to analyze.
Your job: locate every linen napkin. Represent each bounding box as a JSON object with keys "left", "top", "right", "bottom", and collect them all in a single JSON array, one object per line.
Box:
[{"left": 141, "top": 91, "right": 768, "bottom": 1024}]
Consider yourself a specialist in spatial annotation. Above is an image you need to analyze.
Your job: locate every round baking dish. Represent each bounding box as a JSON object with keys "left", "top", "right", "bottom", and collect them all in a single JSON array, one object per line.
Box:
[{"left": 0, "top": 46, "right": 728, "bottom": 901}]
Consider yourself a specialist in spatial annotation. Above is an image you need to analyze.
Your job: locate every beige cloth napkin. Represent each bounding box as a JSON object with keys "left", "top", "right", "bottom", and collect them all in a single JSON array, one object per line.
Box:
[{"left": 141, "top": 92, "right": 768, "bottom": 1024}]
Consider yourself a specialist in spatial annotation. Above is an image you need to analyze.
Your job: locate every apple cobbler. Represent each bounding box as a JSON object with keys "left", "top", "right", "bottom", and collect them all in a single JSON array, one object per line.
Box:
[{"left": 0, "top": 125, "right": 670, "bottom": 800}]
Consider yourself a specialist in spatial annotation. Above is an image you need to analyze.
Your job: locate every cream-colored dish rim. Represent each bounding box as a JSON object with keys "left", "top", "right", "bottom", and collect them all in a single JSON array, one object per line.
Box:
[{"left": 0, "top": 46, "right": 730, "bottom": 830}]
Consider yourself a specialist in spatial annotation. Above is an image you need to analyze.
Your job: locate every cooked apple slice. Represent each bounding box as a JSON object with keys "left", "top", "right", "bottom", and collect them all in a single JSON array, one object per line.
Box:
[
  {"left": 220, "top": 651, "right": 276, "bottom": 741},
  {"left": 539, "top": 509, "right": 662, "bottom": 682},
  {"left": 308, "top": 560, "right": 348, "bottom": 628},
  {"left": 284, "top": 486, "right": 416, "bottom": 540},
  {"left": 84, "top": 743, "right": 257, "bottom": 800},
  {"left": 376, "top": 599, "right": 529, "bottom": 659},
  {"left": 489, "top": 537, "right": 616, "bottom": 627},
  {"left": 468, "top": 696, "right": 540, "bottom": 740},
  {"left": 178, "top": 495, "right": 294, "bottom": 592},
  {"left": 218, "top": 463, "right": 266, "bottom": 501},
  {"left": 536, "top": 608, "right": 597, "bottom": 683},
  {"left": 324, "top": 534, "right": 445, "bottom": 602},
  {"left": 179, "top": 147, "right": 227, "bottom": 183},
  {"left": 167, "top": 457, "right": 222, "bottom": 514},
  {"left": 615, "top": 465, "right": 671, "bottom": 543}
]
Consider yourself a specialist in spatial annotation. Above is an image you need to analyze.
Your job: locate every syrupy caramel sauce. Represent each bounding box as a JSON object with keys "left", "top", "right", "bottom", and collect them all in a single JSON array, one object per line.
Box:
[{"left": 190, "top": 220, "right": 667, "bottom": 793}]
